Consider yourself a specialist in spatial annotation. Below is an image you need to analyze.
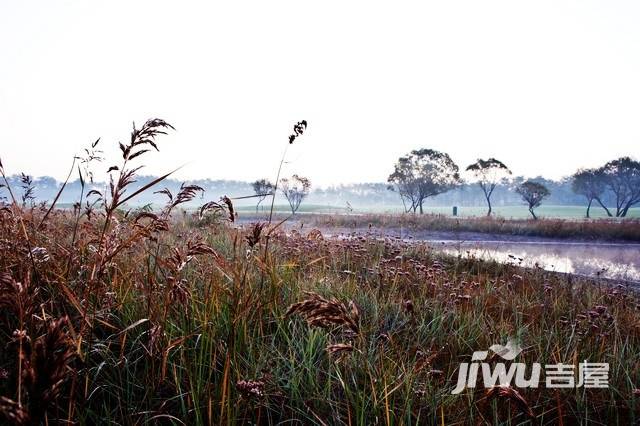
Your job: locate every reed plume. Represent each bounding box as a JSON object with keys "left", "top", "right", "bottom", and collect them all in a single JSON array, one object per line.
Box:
[{"left": 286, "top": 292, "right": 360, "bottom": 335}]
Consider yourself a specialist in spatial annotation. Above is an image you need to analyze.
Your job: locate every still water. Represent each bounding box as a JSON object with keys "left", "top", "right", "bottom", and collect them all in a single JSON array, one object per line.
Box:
[
  {"left": 312, "top": 225, "right": 640, "bottom": 284},
  {"left": 432, "top": 239, "right": 640, "bottom": 283}
]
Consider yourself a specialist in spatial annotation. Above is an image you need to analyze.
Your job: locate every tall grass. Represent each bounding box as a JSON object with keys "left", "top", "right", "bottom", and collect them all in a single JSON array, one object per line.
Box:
[{"left": 0, "top": 120, "right": 638, "bottom": 424}]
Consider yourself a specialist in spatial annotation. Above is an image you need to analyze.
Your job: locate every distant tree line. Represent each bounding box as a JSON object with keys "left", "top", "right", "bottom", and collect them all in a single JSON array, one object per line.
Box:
[
  {"left": 2, "top": 155, "right": 638, "bottom": 218},
  {"left": 387, "top": 149, "right": 640, "bottom": 219}
]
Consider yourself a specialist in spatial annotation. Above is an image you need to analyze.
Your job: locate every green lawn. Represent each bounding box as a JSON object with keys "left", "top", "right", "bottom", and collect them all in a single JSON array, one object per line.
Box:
[
  {"left": 236, "top": 204, "right": 349, "bottom": 214},
  {"left": 383, "top": 205, "right": 640, "bottom": 219},
  {"left": 238, "top": 204, "right": 639, "bottom": 219}
]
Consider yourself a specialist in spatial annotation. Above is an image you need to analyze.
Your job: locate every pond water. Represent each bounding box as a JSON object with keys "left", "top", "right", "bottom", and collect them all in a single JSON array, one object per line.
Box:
[
  {"left": 317, "top": 225, "right": 640, "bottom": 284},
  {"left": 431, "top": 239, "right": 640, "bottom": 283}
]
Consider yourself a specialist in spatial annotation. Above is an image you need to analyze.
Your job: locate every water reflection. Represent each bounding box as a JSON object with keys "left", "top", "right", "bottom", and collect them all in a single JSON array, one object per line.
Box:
[
  {"left": 316, "top": 225, "right": 640, "bottom": 284},
  {"left": 435, "top": 241, "right": 640, "bottom": 283}
]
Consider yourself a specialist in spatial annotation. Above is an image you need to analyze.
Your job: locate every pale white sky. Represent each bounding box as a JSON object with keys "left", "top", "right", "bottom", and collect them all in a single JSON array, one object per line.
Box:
[{"left": 1, "top": 1, "right": 639, "bottom": 186}]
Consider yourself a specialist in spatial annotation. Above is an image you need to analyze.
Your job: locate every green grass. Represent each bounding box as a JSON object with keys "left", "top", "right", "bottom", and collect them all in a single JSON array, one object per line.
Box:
[
  {"left": 317, "top": 204, "right": 640, "bottom": 219},
  {"left": 237, "top": 204, "right": 640, "bottom": 219},
  {"left": 236, "top": 203, "right": 350, "bottom": 214}
]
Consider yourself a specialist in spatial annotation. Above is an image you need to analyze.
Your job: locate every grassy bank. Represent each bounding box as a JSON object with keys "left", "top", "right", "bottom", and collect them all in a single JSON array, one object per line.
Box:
[
  {"left": 343, "top": 205, "right": 640, "bottom": 219},
  {"left": 0, "top": 206, "right": 639, "bottom": 425},
  {"left": 229, "top": 204, "right": 640, "bottom": 219},
  {"left": 306, "top": 213, "right": 640, "bottom": 242}
]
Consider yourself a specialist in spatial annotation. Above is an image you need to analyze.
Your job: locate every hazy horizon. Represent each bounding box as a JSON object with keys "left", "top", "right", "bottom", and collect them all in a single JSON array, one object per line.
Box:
[{"left": 2, "top": 1, "right": 639, "bottom": 186}]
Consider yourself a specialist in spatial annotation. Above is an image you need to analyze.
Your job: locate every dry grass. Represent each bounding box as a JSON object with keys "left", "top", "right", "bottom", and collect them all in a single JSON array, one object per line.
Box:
[
  {"left": 309, "top": 212, "right": 640, "bottom": 241},
  {"left": 285, "top": 292, "right": 360, "bottom": 335},
  {"left": 483, "top": 385, "right": 535, "bottom": 420},
  {"left": 0, "top": 119, "right": 638, "bottom": 424},
  {"left": 0, "top": 199, "right": 639, "bottom": 424}
]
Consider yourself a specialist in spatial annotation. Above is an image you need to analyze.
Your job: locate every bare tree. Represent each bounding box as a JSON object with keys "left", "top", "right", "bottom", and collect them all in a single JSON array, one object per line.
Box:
[
  {"left": 280, "top": 174, "right": 311, "bottom": 214},
  {"left": 598, "top": 157, "right": 640, "bottom": 217},
  {"left": 251, "top": 179, "right": 274, "bottom": 213},
  {"left": 516, "top": 181, "right": 550, "bottom": 220},
  {"left": 571, "top": 168, "right": 611, "bottom": 218},
  {"left": 466, "top": 158, "right": 511, "bottom": 216},
  {"left": 387, "top": 149, "right": 460, "bottom": 214}
]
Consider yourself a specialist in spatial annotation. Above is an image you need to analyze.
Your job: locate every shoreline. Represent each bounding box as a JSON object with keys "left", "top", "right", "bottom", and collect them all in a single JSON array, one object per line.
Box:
[
  {"left": 250, "top": 222, "right": 640, "bottom": 285},
  {"left": 235, "top": 211, "right": 640, "bottom": 243}
]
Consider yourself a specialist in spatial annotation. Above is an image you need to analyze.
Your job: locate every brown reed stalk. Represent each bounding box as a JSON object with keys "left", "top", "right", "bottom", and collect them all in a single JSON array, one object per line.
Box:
[{"left": 285, "top": 291, "right": 360, "bottom": 335}]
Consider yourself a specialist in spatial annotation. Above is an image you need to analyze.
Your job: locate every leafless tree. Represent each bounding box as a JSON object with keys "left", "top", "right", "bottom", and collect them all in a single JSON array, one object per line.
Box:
[
  {"left": 280, "top": 174, "right": 311, "bottom": 214},
  {"left": 251, "top": 179, "right": 274, "bottom": 213}
]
